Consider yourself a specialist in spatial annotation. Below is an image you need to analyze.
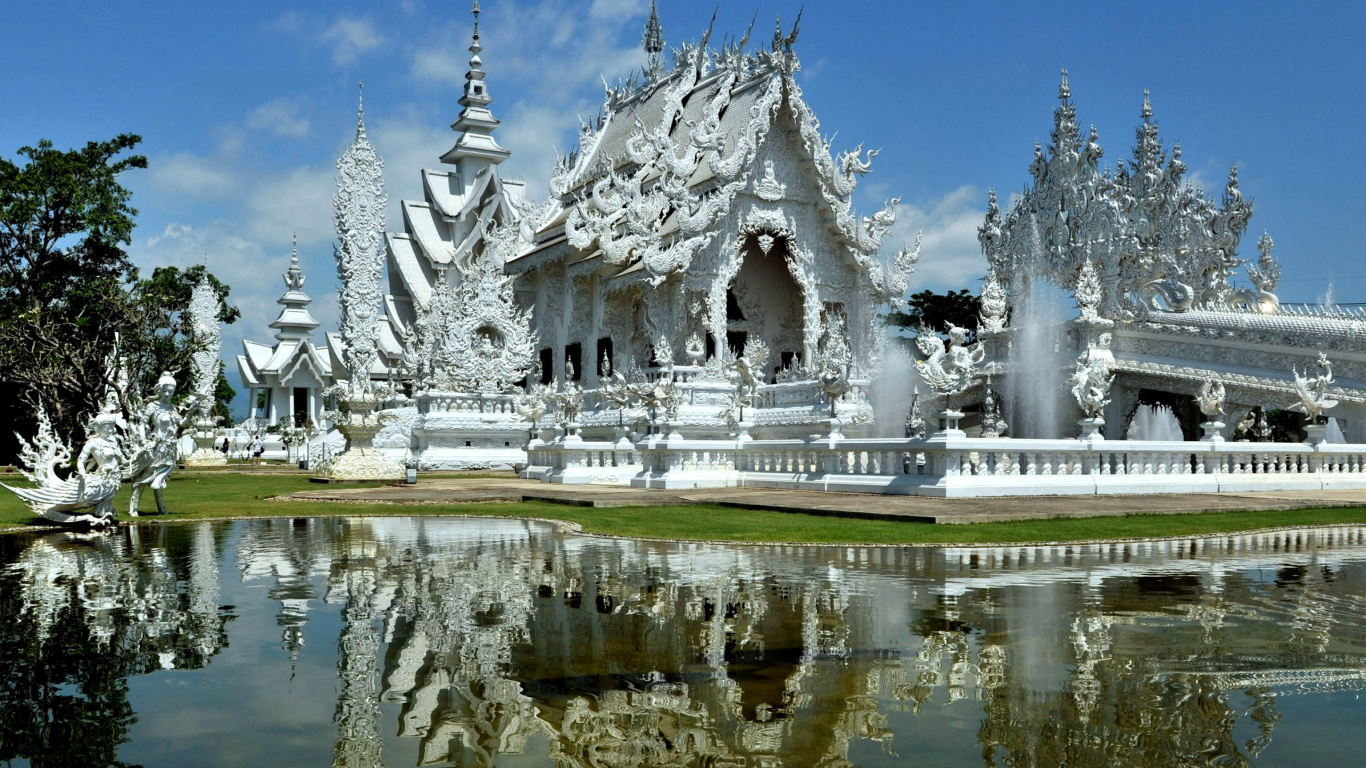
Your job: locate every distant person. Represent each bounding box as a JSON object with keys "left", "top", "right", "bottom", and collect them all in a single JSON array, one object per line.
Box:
[
  {"left": 251, "top": 435, "right": 263, "bottom": 466},
  {"left": 220, "top": 437, "right": 229, "bottom": 456}
]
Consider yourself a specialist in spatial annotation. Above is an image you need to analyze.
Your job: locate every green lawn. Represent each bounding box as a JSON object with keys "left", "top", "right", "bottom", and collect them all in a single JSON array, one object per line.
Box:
[{"left": 2, "top": 471, "right": 1365, "bottom": 546}]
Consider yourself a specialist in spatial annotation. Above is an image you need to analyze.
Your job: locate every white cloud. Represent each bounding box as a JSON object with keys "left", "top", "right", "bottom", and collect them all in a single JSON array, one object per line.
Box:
[
  {"left": 145, "top": 222, "right": 193, "bottom": 247},
  {"left": 369, "top": 108, "right": 449, "bottom": 219},
  {"left": 146, "top": 153, "right": 236, "bottom": 198},
  {"left": 247, "top": 166, "right": 336, "bottom": 247},
  {"left": 321, "top": 17, "right": 385, "bottom": 65},
  {"left": 247, "top": 98, "right": 311, "bottom": 138},
  {"left": 890, "top": 186, "right": 989, "bottom": 293}
]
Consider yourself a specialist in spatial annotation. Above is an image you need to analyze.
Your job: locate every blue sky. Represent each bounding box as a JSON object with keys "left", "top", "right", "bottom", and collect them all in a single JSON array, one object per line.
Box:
[{"left": 4, "top": 1, "right": 1365, "bottom": 416}]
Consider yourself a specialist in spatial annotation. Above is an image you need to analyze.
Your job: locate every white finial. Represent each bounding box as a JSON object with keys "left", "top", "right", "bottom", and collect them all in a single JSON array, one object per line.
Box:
[{"left": 356, "top": 81, "right": 366, "bottom": 137}]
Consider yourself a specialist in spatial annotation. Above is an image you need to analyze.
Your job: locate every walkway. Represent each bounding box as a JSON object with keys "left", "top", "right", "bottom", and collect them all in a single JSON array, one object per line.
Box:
[{"left": 284, "top": 478, "right": 1366, "bottom": 524}]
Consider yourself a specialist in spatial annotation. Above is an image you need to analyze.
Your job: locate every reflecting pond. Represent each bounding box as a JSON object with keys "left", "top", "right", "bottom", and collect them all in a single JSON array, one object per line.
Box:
[{"left": 2, "top": 518, "right": 1366, "bottom": 767}]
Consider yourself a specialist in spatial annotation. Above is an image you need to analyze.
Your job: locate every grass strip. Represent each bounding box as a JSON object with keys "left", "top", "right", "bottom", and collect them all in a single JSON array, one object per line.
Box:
[{"left": 2, "top": 472, "right": 1365, "bottom": 546}]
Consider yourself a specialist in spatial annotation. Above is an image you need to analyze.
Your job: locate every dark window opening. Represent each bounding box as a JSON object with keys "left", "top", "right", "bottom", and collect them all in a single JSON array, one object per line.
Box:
[
  {"left": 292, "top": 387, "right": 309, "bottom": 426},
  {"left": 538, "top": 348, "right": 553, "bottom": 384},
  {"left": 565, "top": 342, "right": 583, "bottom": 380},
  {"left": 781, "top": 350, "right": 802, "bottom": 369},
  {"left": 596, "top": 337, "right": 614, "bottom": 376},
  {"left": 726, "top": 288, "right": 745, "bottom": 321},
  {"left": 705, "top": 333, "right": 716, "bottom": 360},
  {"left": 727, "top": 331, "right": 748, "bottom": 358}
]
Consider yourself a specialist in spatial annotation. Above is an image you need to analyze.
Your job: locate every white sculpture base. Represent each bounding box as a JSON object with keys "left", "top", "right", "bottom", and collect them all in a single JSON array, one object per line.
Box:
[
  {"left": 183, "top": 448, "right": 227, "bottom": 467},
  {"left": 1304, "top": 424, "right": 1328, "bottom": 446},
  {"left": 933, "top": 409, "right": 966, "bottom": 438},
  {"left": 184, "top": 428, "right": 226, "bottom": 466},
  {"left": 1078, "top": 417, "right": 1106, "bottom": 441},
  {"left": 322, "top": 447, "right": 406, "bottom": 480},
  {"left": 321, "top": 398, "right": 405, "bottom": 481},
  {"left": 1200, "top": 420, "right": 1226, "bottom": 442}
]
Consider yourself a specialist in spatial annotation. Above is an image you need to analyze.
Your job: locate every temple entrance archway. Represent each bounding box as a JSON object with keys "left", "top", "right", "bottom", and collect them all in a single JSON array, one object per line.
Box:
[{"left": 721, "top": 232, "right": 806, "bottom": 382}]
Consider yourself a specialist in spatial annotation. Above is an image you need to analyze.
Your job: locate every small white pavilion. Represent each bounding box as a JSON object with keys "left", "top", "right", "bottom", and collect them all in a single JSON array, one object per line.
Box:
[{"left": 238, "top": 240, "right": 334, "bottom": 428}]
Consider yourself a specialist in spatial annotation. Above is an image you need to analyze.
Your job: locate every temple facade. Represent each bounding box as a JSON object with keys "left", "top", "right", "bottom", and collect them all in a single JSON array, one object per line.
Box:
[{"left": 508, "top": 7, "right": 917, "bottom": 440}]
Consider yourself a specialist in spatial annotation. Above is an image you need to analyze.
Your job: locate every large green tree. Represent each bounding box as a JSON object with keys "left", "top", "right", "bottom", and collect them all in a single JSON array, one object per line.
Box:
[
  {"left": 887, "top": 289, "right": 983, "bottom": 341},
  {"left": 0, "top": 135, "right": 239, "bottom": 460}
]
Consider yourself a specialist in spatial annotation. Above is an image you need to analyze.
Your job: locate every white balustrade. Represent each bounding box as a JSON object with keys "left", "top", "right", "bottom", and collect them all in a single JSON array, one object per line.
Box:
[{"left": 523, "top": 432, "right": 1366, "bottom": 495}]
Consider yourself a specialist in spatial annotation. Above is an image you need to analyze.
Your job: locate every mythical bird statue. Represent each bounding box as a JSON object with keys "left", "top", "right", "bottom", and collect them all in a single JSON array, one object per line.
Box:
[
  {"left": 2, "top": 409, "right": 126, "bottom": 526},
  {"left": 1069, "top": 357, "right": 1113, "bottom": 421},
  {"left": 1197, "top": 379, "right": 1226, "bottom": 419},
  {"left": 914, "top": 324, "right": 984, "bottom": 398},
  {"left": 1290, "top": 353, "right": 1338, "bottom": 423}
]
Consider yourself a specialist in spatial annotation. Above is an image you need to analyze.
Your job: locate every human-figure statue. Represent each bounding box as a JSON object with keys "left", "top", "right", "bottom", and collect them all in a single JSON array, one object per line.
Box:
[
  {"left": 2, "top": 411, "right": 125, "bottom": 526},
  {"left": 126, "top": 371, "right": 199, "bottom": 515}
]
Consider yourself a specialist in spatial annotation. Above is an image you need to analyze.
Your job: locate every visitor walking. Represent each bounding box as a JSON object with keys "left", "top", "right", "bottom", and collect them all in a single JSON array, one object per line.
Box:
[
  {"left": 251, "top": 435, "right": 263, "bottom": 467},
  {"left": 219, "top": 436, "right": 229, "bottom": 458}
]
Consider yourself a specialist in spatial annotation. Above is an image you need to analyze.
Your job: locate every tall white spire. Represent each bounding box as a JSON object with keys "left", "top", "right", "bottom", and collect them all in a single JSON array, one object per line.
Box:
[
  {"left": 440, "top": 1, "right": 510, "bottom": 167},
  {"left": 334, "top": 83, "right": 388, "bottom": 394}
]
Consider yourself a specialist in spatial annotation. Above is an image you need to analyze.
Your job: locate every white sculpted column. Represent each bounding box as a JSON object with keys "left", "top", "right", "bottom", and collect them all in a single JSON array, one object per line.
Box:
[
  {"left": 322, "top": 86, "right": 405, "bottom": 481},
  {"left": 185, "top": 275, "right": 227, "bottom": 465}
]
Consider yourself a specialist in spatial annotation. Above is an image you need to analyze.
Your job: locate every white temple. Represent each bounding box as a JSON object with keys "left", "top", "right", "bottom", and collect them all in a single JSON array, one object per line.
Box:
[{"left": 234, "top": 5, "right": 1366, "bottom": 495}]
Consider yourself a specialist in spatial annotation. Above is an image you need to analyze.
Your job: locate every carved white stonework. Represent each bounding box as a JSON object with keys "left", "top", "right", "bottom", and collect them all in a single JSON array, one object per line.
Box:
[
  {"left": 914, "top": 325, "right": 983, "bottom": 399},
  {"left": 1292, "top": 353, "right": 1338, "bottom": 423},
  {"left": 327, "top": 89, "right": 404, "bottom": 480},
  {"left": 980, "top": 77, "right": 1265, "bottom": 318},
  {"left": 753, "top": 159, "right": 787, "bottom": 201},
  {"left": 185, "top": 275, "right": 226, "bottom": 466},
  {"left": 1074, "top": 257, "right": 1102, "bottom": 320},
  {"left": 978, "top": 268, "right": 1007, "bottom": 334},
  {"left": 1070, "top": 351, "right": 1112, "bottom": 422},
  {"left": 334, "top": 87, "right": 388, "bottom": 399}
]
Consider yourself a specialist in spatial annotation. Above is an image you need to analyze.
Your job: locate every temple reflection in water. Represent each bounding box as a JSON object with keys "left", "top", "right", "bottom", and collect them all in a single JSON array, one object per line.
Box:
[{"left": 2, "top": 519, "right": 1365, "bottom": 767}]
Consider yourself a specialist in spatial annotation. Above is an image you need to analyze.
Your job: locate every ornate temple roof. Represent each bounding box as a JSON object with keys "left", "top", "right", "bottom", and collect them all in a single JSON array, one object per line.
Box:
[
  {"left": 507, "top": 9, "right": 916, "bottom": 300},
  {"left": 383, "top": 1, "right": 528, "bottom": 320}
]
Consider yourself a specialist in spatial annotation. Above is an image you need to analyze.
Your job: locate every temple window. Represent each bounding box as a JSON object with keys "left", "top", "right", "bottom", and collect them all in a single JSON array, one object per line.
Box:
[
  {"left": 596, "top": 337, "right": 614, "bottom": 375},
  {"left": 564, "top": 342, "right": 583, "bottom": 380},
  {"left": 538, "top": 348, "right": 553, "bottom": 384}
]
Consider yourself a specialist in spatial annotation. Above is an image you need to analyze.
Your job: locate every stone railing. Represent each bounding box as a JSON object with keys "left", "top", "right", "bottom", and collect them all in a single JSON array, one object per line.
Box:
[
  {"left": 523, "top": 437, "right": 641, "bottom": 484},
  {"left": 524, "top": 433, "right": 1366, "bottom": 495},
  {"left": 417, "top": 391, "right": 520, "bottom": 415}
]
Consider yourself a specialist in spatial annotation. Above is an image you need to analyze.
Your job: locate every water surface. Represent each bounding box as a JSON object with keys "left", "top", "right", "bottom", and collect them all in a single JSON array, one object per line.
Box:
[{"left": 2, "top": 518, "right": 1364, "bottom": 767}]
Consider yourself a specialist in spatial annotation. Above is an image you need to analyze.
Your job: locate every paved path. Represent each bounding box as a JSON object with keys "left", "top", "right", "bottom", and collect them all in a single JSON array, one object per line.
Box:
[{"left": 283, "top": 478, "right": 1366, "bottom": 524}]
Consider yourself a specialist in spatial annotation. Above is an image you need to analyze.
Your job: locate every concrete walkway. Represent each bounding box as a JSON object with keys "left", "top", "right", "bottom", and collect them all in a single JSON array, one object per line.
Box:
[{"left": 282, "top": 478, "right": 1366, "bottom": 524}]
